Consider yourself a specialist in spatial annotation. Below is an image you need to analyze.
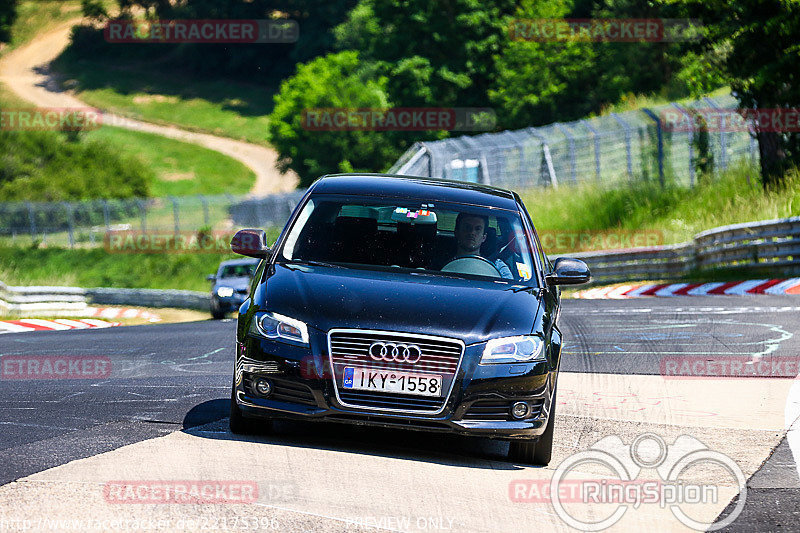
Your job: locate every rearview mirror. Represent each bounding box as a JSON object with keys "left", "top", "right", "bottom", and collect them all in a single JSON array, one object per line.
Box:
[
  {"left": 231, "top": 229, "right": 271, "bottom": 259},
  {"left": 545, "top": 258, "right": 590, "bottom": 285},
  {"left": 206, "top": 274, "right": 217, "bottom": 282}
]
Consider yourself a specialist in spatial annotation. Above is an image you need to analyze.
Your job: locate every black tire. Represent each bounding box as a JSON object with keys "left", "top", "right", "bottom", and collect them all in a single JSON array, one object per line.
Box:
[
  {"left": 508, "top": 387, "right": 557, "bottom": 466},
  {"left": 211, "top": 299, "right": 225, "bottom": 320},
  {"left": 229, "top": 384, "right": 272, "bottom": 435}
]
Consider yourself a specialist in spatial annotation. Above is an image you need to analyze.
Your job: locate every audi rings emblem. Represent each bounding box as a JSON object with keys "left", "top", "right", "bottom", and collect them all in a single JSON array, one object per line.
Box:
[{"left": 368, "top": 342, "right": 422, "bottom": 363}]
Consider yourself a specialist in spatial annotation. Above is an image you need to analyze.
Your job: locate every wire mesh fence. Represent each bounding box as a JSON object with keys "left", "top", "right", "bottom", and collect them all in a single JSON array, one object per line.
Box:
[
  {"left": 389, "top": 93, "right": 758, "bottom": 189},
  {"left": 0, "top": 93, "right": 760, "bottom": 248},
  {"left": 0, "top": 191, "right": 307, "bottom": 248}
]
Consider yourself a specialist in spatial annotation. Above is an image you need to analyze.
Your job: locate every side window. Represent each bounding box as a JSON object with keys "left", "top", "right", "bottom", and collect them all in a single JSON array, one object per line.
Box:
[{"left": 517, "top": 200, "right": 551, "bottom": 275}]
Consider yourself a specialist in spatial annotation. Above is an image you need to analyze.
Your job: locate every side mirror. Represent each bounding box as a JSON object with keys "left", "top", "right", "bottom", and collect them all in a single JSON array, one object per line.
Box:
[
  {"left": 231, "top": 229, "right": 271, "bottom": 259},
  {"left": 545, "top": 258, "right": 591, "bottom": 286},
  {"left": 206, "top": 274, "right": 217, "bottom": 282}
]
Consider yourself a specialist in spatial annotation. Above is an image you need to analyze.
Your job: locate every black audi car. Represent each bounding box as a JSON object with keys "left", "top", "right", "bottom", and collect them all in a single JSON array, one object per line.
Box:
[{"left": 228, "top": 174, "right": 589, "bottom": 465}]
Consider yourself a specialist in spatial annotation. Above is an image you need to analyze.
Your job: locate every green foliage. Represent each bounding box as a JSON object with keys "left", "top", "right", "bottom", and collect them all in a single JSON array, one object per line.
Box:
[
  {"left": 0, "top": 0, "right": 17, "bottom": 43},
  {"left": 80, "top": 0, "right": 108, "bottom": 21},
  {"left": 268, "top": 51, "right": 402, "bottom": 185},
  {"left": 678, "top": 0, "right": 800, "bottom": 186},
  {"left": 0, "top": 245, "right": 239, "bottom": 291},
  {"left": 521, "top": 163, "right": 800, "bottom": 247},
  {"left": 0, "top": 129, "right": 151, "bottom": 202}
]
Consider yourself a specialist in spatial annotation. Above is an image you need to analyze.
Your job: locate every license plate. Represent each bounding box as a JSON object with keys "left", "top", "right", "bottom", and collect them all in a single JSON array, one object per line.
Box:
[{"left": 342, "top": 367, "right": 443, "bottom": 397}]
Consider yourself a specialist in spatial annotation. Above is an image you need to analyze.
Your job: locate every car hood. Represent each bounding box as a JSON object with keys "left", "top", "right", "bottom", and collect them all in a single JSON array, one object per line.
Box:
[{"left": 259, "top": 263, "right": 542, "bottom": 345}]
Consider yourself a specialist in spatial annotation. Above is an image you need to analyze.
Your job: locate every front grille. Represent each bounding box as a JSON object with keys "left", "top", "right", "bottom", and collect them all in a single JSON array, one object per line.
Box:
[
  {"left": 328, "top": 329, "right": 464, "bottom": 414},
  {"left": 462, "top": 398, "right": 545, "bottom": 421},
  {"left": 330, "top": 331, "right": 462, "bottom": 373}
]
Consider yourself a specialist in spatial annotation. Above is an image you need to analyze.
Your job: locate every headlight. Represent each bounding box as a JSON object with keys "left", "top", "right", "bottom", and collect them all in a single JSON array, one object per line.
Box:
[
  {"left": 216, "top": 287, "right": 235, "bottom": 297},
  {"left": 250, "top": 312, "right": 309, "bottom": 345},
  {"left": 480, "top": 335, "right": 545, "bottom": 364}
]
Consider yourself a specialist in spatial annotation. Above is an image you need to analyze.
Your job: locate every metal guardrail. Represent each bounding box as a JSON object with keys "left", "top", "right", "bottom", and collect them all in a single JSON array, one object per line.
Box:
[
  {"left": 0, "top": 281, "right": 209, "bottom": 316},
  {"left": 563, "top": 217, "right": 800, "bottom": 284}
]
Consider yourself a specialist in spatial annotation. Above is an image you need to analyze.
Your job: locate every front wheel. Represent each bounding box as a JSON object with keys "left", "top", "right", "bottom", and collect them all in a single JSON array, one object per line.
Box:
[
  {"left": 229, "top": 384, "right": 272, "bottom": 435},
  {"left": 508, "top": 388, "right": 557, "bottom": 465},
  {"left": 211, "top": 298, "right": 226, "bottom": 320}
]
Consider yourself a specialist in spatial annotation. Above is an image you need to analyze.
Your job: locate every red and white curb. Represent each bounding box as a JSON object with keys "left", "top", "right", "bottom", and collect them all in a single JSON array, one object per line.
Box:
[
  {"left": 0, "top": 318, "right": 121, "bottom": 334},
  {"left": 85, "top": 307, "right": 161, "bottom": 322},
  {"left": 573, "top": 278, "right": 800, "bottom": 299}
]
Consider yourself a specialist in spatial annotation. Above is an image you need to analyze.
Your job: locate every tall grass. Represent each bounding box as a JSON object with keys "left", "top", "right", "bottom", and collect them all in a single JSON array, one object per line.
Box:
[{"left": 520, "top": 163, "right": 800, "bottom": 245}]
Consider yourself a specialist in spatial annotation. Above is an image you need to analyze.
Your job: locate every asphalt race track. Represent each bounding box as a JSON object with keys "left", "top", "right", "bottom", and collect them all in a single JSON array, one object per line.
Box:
[{"left": 1, "top": 296, "right": 799, "bottom": 532}]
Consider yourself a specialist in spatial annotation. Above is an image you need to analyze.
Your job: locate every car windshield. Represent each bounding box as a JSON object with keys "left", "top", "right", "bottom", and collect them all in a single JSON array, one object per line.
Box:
[
  {"left": 279, "top": 196, "right": 539, "bottom": 285},
  {"left": 219, "top": 263, "right": 256, "bottom": 278}
]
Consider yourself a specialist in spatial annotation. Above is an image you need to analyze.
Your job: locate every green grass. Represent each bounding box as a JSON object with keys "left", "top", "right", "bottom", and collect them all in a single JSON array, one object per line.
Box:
[
  {"left": 0, "top": 228, "right": 282, "bottom": 290},
  {"left": 83, "top": 127, "right": 256, "bottom": 196},
  {"left": 3, "top": 0, "right": 84, "bottom": 53},
  {"left": 521, "top": 163, "right": 800, "bottom": 252},
  {"left": 53, "top": 52, "right": 276, "bottom": 146},
  {"left": 0, "top": 80, "right": 255, "bottom": 198}
]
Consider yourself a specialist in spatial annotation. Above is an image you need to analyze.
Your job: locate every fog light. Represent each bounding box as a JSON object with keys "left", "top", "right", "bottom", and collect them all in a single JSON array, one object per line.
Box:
[
  {"left": 254, "top": 378, "right": 273, "bottom": 397},
  {"left": 511, "top": 402, "right": 530, "bottom": 419}
]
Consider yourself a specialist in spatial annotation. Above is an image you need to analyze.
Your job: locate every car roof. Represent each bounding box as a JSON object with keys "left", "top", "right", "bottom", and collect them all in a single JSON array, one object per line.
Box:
[{"left": 309, "top": 174, "right": 520, "bottom": 211}]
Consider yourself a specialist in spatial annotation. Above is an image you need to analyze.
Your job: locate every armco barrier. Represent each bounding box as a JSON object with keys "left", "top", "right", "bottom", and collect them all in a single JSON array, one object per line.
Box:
[
  {"left": 0, "top": 281, "right": 209, "bottom": 317},
  {"left": 561, "top": 216, "right": 800, "bottom": 284}
]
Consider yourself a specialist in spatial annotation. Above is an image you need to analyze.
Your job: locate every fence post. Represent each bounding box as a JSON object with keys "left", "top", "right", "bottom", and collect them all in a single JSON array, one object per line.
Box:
[
  {"left": 201, "top": 196, "right": 210, "bottom": 227},
  {"left": 554, "top": 124, "right": 577, "bottom": 183},
  {"left": 26, "top": 201, "right": 36, "bottom": 240},
  {"left": 611, "top": 113, "right": 633, "bottom": 178},
  {"left": 642, "top": 108, "right": 665, "bottom": 186},
  {"left": 170, "top": 197, "right": 180, "bottom": 235},
  {"left": 102, "top": 199, "right": 110, "bottom": 231},
  {"left": 670, "top": 103, "right": 695, "bottom": 187},
  {"left": 704, "top": 97, "right": 728, "bottom": 170},
  {"left": 581, "top": 120, "right": 602, "bottom": 181},
  {"left": 137, "top": 199, "right": 147, "bottom": 233},
  {"left": 65, "top": 202, "right": 75, "bottom": 248}
]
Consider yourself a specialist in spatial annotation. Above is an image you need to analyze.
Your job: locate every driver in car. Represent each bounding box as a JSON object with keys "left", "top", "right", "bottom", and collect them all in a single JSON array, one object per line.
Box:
[{"left": 451, "top": 213, "right": 514, "bottom": 279}]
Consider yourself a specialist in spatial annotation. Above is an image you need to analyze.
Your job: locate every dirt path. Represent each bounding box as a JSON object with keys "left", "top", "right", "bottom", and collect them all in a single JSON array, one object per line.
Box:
[{"left": 0, "top": 19, "right": 299, "bottom": 196}]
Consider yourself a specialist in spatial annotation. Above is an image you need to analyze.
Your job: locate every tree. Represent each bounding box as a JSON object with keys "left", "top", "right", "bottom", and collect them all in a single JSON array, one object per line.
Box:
[
  {"left": 268, "top": 51, "right": 402, "bottom": 185},
  {"left": 335, "top": 0, "right": 518, "bottom": 109},
  {"left": 677, "top": 0, "right": 800, "bottom": 188},
  {"left": 0, "top": 0, "right": 18, "bottom": 43}
]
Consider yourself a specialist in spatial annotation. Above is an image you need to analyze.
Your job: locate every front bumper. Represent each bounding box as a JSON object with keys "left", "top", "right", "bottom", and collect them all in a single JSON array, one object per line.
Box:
[{"left": 233, "top": 331, "right": 557, "bottom": 441}]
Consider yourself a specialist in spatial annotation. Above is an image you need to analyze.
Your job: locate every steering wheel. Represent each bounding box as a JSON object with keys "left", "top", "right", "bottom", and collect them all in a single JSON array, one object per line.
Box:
[{"left": 441, "top": 255, "right": 503, "bottom": 277}]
